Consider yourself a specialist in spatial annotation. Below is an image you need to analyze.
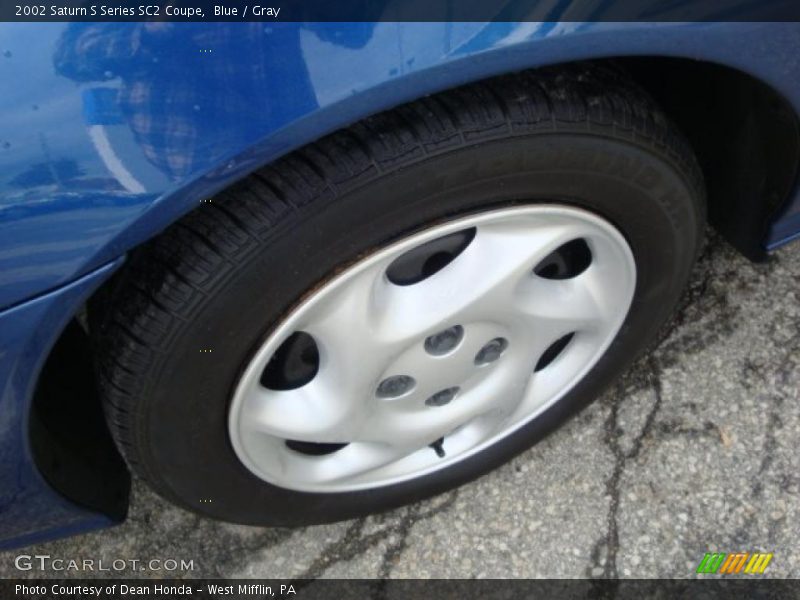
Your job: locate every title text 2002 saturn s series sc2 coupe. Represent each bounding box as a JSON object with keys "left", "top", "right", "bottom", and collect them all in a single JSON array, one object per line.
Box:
[{"left": 2, "top": 15, "right": 800, "bottom": 549}]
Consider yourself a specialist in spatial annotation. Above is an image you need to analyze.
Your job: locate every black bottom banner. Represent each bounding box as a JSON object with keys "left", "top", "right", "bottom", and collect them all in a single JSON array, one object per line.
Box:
[{"left": 3, "top": 579, "right": 799, "bottom": 600}]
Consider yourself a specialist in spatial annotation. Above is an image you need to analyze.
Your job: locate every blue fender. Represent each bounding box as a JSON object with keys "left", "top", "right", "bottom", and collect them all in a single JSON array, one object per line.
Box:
[{"left": 0, "top": 258, "right": 124, "bottom": 550}]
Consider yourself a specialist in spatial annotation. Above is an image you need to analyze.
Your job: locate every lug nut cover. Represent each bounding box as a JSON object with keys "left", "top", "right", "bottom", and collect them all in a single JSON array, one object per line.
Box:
[
  {"left": 376, "top": 375, "right": 416, "bottom": 398},
  {"left": 425, "top": 386, "right": 460, "bottom": 407},
  {"left": 424, "top": 325, "right": 464, "bottom": 356},
  {"left": 475, "top": 337, "right": 508, "bottom": 365}
]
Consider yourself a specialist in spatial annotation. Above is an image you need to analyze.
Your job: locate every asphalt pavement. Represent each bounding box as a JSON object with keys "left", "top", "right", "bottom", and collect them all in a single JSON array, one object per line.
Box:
[{"left": 2, "top": 231, "right": 798, "bottom": 579}]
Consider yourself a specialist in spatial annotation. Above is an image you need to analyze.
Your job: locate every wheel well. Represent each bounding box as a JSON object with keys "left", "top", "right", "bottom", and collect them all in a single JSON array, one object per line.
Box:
[
  {"left": 29, "top": 317, "right": 130, "bottom": 520},
  {"left": 614, "top": 56, "right": 800, "bottom": 261}
]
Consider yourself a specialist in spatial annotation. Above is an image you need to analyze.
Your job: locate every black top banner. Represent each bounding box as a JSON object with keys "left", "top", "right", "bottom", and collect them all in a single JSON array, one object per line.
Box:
[{"left": 3, "top": 0, "right": 800, "bottom": 22}]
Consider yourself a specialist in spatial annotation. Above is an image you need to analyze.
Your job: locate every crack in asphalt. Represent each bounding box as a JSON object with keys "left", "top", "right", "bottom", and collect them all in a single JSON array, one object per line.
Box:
[
  {"left": 586, "top": 237, "right": 749, "bottom": 580},
  {"left": 728, "top": 298, "right": 799, "bottom": 550},
  {"left": 124, "top": 489, "right": 297, "bottom": 579},
  {"left": 587, "top": 355, "right": 663, "bottom": 581},
  {"left": 297, "top": 491, "right": 459, "bottom": 582}
]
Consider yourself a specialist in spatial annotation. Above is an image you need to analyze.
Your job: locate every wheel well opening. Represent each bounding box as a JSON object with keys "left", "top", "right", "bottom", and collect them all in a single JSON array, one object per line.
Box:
[
  {"left": 29, "top": 316, "right": 130, "bottom": 521},
  {"left": 614, "top": 56, "right": 800, "bottom": 260}
]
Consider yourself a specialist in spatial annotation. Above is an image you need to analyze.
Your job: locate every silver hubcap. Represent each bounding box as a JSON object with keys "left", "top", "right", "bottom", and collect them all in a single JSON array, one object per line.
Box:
[{"left": 228, "top": 206, "right": 636, "bottom": 492}]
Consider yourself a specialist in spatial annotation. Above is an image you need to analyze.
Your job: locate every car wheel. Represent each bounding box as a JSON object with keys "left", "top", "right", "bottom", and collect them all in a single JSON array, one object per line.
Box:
[{"left": 94, "top": 64, "right": 705, "bottom": 525}]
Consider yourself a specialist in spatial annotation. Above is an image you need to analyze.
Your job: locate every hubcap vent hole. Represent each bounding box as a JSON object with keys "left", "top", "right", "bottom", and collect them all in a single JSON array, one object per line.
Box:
[
  {"left": 534, "top": 238, "right": 592, "bottom": 279},
  {"left": 424, "top": 325, "right": 464, "bottom": 356},
  {"left": 535, "top": 333, "right": 575, "bottom": 372},
  {"left": 285, "top": 440, "right": 349, "bottom": 456},
  {"left": 260, "top": 332, "right": 319, "bottom": 390},
  {"left": 376, "top": 375, "right": 416, "bottom": 399},
  {"left": 386, "top": 228, "right": 476, "bottom": 285},
  {"left": 425, "top": 387, "right": 460, "bottom": 407}
]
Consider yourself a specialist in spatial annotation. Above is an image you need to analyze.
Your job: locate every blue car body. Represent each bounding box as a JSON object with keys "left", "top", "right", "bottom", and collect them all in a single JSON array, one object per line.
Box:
[{"left": 2, "top": 18, "right": 800, "bottom": 549}]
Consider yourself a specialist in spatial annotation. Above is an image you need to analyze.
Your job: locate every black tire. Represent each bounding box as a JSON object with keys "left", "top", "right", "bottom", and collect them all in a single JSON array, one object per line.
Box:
[{"left": 93, "top": 64, "right": 705, "bottom": 526}]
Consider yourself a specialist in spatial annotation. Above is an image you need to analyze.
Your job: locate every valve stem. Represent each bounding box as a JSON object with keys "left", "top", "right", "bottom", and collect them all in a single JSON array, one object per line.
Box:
[{"left": 429, "top": 437, "right": 446, "bottom": 458}]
